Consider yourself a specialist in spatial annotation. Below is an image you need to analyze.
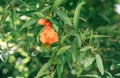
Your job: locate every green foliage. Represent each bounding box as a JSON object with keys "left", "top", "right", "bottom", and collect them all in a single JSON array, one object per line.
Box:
[
  {"left": 22, "top": 17, "right": 38, "bottom": 29},
  {"left": 35, "top": 59, "right": 53, "bottom": 78},
  {"left": 52, "top": 0, "right": 64, "bottom": 10},
  {"left": 95, "top": 53, "right": 104, "bottom": 75},
  {"left": 57, "top": 9, "right": 72, "bottom": 26},
  {"left": 73, "top": 0, "right": 85, "bottom": 30},
  {"left": 0, "top": 0, "right": 120, "bottom": 78},
  {"left": 57, "top": 46, "right": 71, "bottom": 56}
]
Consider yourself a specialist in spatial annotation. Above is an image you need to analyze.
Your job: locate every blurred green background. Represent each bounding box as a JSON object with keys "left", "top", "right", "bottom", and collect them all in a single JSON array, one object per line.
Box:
[{"left": 0, "top": 0, "right": 120, "bottom": 78}]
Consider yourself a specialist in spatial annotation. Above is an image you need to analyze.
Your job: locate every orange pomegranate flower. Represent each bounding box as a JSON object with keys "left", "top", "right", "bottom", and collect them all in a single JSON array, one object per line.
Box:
[{"left": 40, "top": 26, "right": 58, "bottom": 44}]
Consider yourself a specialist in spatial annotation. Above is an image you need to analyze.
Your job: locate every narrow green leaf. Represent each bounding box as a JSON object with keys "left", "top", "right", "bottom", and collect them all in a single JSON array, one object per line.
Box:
[
  {"left": 60, "top": 35, "right": 69, "bottom": 44},
  {"left": 11, "top": 8, "right": 16, "bottom": 30},
  {"left": 73, "top": 0, "right": 85, "bottom": 30},
  {"left": 40, "top": 6, "right": 51, "bottom": 13},
  {"left": 52, "top": 24, "right": 59, "bottom": 32},
  {"left": 22, "top": 17, "right": 38, "bottom": 29},
  {"left": 71, "top": 38, "right": 78, "bottom": 62},
  {"left": 57, "top": 9, "right": 72, "bottom": 26},
  {"left": 105, "top": 70, "right": 113, "bottom": 78},
  {"left": 80, "top": 74, "right": 101, "bottom": 78},
  {"left": 57, "top": 46, "right": 71, "bottom": 56},
  {"left": 66, "top": 53, "right": 72, "bottom": 69},
  {"left": 79, "top": 17, "right": 87, "bottom": 22},
  {"left": 52, "top": 0, "right": 63, "bottom": 10},
  {"left": 89, "top": 30, "right": 93, "bottom": 44},
  {"left": 35, "top": 12, "right": 45, "bottom": 18},
  {"left": 93, "top": 35, "right": 111, "bottom": 38},
  {"left": 19, "top": 0, "right": 30, "bottom": 8},
  {"left": 57, "top": 64, "right": 63, "bottom": 78},
  {"left": 99, "top": 13, "right": 110, "bottom": 24},
  {"left": 35, "top": 59, "right": 53, "bottom": 78},
  {"left": 50, "top": 19, "right": 60, "bottom": 31},
  {"left": 95, "top": 53, "right": 104, "bottom": 75}
]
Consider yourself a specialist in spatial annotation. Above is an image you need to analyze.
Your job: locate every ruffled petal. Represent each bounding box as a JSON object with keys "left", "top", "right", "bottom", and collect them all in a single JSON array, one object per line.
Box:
[{"left": 40, "top": 27, "right": 59, "bottom": 44}]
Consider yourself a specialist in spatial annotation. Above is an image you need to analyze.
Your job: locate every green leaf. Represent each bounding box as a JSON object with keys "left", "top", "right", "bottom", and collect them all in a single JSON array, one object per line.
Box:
[
  {"left": 52, "top": 23, "right": 59, "bottom": 32},
  {"left": 80, "top": 46, "right": 91, "bottom": 52},
  {"left": 79, "top": 17, "right": 87, "bottom": 22},
  {"left": 60, "top": 35, "right": 69, "bottom": 44},
  {"left": 80, "top": 74, "right": 101, "bottom": 78},
  {"left": 71, "top": 38, "right": 78, "bottom": 62},
  {"left": 93, "top": 35, "right": 111, "bottom": 38},
  {"left": 19, "top": 0, "right": 30, "bottom": 8},
  {"left": 35, "top": 59, "right": 53, "bottom": 78},
  {"left": 105, "top": 70, "right": 113, "bottom": 78},
  {"left": 66, "top": 53, "right": 72, "bottom": 69},
  {"left": 57, "top": 46, "right": 71, "bottom": 56},
  {"left": 99, "top": 13, "right": 111, "bottom": 24},
  {"left": 35, "top": 12, "right": 45, "bottom": 18},
  {"left": 57, "top": 64, "right": 63, "bottom": 78},
  {"left": 21, "top": 17, "right": 38, "bottom": 29},
  {"left": 40, "top": 5, "right": 51, "bottom": 13},
  {"left": 89, "top": 30, "right": 93, "bottom": 44},
  {"left": 95, "top": 53, "right": 104, "bottom": 75},
  {"left": 52, "top": 0, "right": 63, "bottom": 10},
  {"left": 11, "top": 8, "right": 16, "bottom": 30},
  {"left": 57, "top": 9, "right": 72, "bottom": 26},
  {"left": 83, "top": 57, "right": 95, "bottom": 67},
  {"left": 73, "top": 0, "right": 85, "bottom": 30}
]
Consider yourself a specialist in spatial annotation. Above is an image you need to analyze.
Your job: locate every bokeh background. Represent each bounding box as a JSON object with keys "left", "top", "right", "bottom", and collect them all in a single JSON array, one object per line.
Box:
[{"left": 0, "top": 0, "right": 120, "bottom": 78}]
